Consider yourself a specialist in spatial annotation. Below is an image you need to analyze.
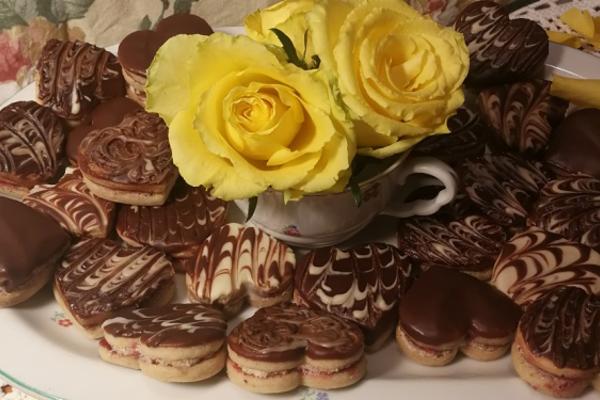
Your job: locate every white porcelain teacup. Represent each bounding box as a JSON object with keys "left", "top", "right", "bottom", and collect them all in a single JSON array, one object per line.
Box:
[{"left": 235, "top": 154, "right": 457, "bottom": 248}]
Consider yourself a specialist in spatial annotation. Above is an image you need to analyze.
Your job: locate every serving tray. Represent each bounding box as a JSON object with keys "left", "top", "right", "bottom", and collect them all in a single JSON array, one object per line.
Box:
[{"left": 1, "top": 27, "right": 600, "bottom": 400}]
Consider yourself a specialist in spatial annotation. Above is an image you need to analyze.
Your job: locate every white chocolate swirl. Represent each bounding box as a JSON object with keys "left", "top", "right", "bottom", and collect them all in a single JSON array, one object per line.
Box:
[
  {"left": 492, "top": 227, "right": 600, "bottom": 307},
  {"left": 187, "top": 223, "right": 295, "bottom": 306}
]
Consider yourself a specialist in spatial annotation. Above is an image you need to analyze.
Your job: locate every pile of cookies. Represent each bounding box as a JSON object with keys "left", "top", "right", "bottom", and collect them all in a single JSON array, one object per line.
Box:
[{"left": 0, "top": 2, "right": 599, "bottom": 398}]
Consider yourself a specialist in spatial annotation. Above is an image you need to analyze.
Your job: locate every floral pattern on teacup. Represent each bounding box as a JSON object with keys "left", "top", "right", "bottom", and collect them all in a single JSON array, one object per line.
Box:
[{"left": 50, "top": 311, "right": 72, "bottom": 328}]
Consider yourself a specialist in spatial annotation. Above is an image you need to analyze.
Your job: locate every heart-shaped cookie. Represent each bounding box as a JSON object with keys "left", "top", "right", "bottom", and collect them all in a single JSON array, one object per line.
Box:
[
  {"left": 454, "top": 1, "right": 549, "bottom": 86},
  {"left": 479, "top": 80, "right": 568, "bottom": 154},
  {"left": 227, "top": 302, "right": 366, "bottom": 393},
  {"left": 397, "top": 266, "right": 521, "bottom": 366},
  {"left": 294, "top": 243, "right": 414, "bottom": 351},
  {"left": 78, "top": 110, "right": 178, "bottom": 206},
  {"left": 99, "top": 303, "right": 227, "bottom": 382}
]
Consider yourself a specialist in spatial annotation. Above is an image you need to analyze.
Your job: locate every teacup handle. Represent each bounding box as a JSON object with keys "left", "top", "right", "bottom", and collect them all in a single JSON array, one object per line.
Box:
[{"left": 381, "top": 156, "right": 457, "bottom": 218}]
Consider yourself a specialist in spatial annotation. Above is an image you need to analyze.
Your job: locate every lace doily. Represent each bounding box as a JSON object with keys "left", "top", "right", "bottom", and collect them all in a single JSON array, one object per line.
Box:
[{"left": 511, "top": 0, "right": 600, "bottom": 57}]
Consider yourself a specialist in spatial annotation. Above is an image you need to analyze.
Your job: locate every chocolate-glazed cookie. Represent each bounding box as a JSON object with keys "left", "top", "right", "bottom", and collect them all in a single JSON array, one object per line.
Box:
[
  {"left": 294, "top": 243, "right": 413, "bottom": 351},
  {"left": 117, "top": 180, "right": 227, "bottom": 271},
  {"left": 67, "top": 97, "right": 142, "bottom": 165},
  {"left": 531, "top": 176, "right": 600, "bottom": 252},
  {"left": 397, "top": 266, "right": 521, "bottom": 366},
  {"left": 36, "top": 40, "right": 125, "bottom": 122},
  {"left": 0, "top": 101, "right": 66, "bottom": 199},
  {"left": 78, "top": 110, "right": 178, "bottom": 206},
  {"left": 0, "top": 198, "right": 70, "bottom": 307},
  {"left": 492, "top": 227, "right": 600, "bottom": 307},
  {"left": 512, "top": 286, "right": 600, "bottom": 398},
  {"left": 99, "top": 303, "right": 227, "bottom": 382},
  {"left": 397, "top": 214, "right": 507, "bottom": 280},
  {"left": 24, "top": 169, "right": 116, "bottom": 238},
  {"left": 227, "top": 302, "right": 366, "bottom": 393},
  {"left": 479, "top": 80, "right": 568, "bottom": 155},
  {"left": 461, "top": 152, "right": 551, "bottom": 227},
  {"left": 187, "top": 223, "right": 295, "bottom": 315},
  {"left": 454, "top": 1, "right": 548, "bottom": 86},
  {"left": 546, "top": 108, "right": 600, "bottom": 179},
  {"left": 54, "top": 237, "right": 175, "bottom": 338}
]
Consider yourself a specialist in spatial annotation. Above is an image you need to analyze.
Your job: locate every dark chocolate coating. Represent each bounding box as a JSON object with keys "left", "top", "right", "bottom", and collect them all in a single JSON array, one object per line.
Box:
[
  {"left": 546, "top": 109, "right": 600, "bottom": 179},
  {"left": 397, "top": 214, "right": 506, "bottom": 277},
  {"left": 398, "top": 266, "right": 521, "bottom": 347},
  {"left": 0, "top": 101, "right": 66, "bottom": 188},
  {"left": 479, "top": 80, "right": 568, "bottom": 154},
  {"left": 519, "top": 286, "right": 600, "bottom": 370},
  {"left": 67, "top": 97, "right": 142, "bottom": 165},
  {"left": 116, "top": 180, "right": 227, "bottom": 255},
  {"left": 118, "top": 14, "right": 213, "bottom": 73},
  {"left": 531, "top": 176, "right": 600, "bottom": 252},
  {"left": 36, "top": 40, "right": 125, "bottom": 120},
  {"left": 294, "top": 243, "right": 413, "bottom": 345},
  {"left": 102, "top": 303, "right": 226, "bottom": 348},
  {"left": 461, "top": 152, "right": 551, "bottom": 227},
  {"left": 0, "top": 198, "right": 70, "bottom": 291},
  {"left": 227, "top": 303, "right": 364, "bottom": 362},
  {"left": 454, "top": 1, "right": 548, "bottom": 87}
]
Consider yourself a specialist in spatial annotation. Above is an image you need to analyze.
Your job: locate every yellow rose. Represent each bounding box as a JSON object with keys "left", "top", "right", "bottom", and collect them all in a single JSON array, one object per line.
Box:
[{"left": 146, "top": 33, "right": 354, "bottom": 201}]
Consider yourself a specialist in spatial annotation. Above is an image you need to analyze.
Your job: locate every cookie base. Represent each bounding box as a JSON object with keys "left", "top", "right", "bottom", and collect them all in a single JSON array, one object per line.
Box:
[
  {"left": 396, "top": 325, "right": 458, "bottom": 366},
  {"left": 0, "top": 262, "right": 55, "bottom": 308},
  {"left": 82, "top": 173, "right": 177, "bottom": 207}
]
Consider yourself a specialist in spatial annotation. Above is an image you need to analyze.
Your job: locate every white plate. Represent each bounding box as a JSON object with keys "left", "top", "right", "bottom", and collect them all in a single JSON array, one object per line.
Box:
[{"left": 2, "top": 28, "right": 600, "bottom": 400}]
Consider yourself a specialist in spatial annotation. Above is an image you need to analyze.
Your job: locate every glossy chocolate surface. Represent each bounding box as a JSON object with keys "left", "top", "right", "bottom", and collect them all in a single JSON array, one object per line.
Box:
[
  {"left": 479, "top": 80, "right": 567, "bottom": 154},
  {"left": 228, "top": 303, "right": 364, "bottom": 362},
  {"left": 399, "top": 266, "right": 521, "bottom": 347},
  {"left": 102, "top": 303, "right": 226, "bottom": 348},
  {"left": 36, "top": 40, "right": 125, "bottom": 120},
  {"left": 492, "top": 227, "right": 600, "bottom": 307},
  {"left": 520, "top": 286, "right": 600, "bottom": 370},
  {"left": 546, "top": 108, "right": 600, "bottom": 179},
  {"left": 454, "top": 1, "right": 548, "bottom": 86},
  {"left": 0, "top": 101, "right": 66, "bottom": 188},
  {"left": 0, "top": 198, "right": 70, "bottom": 291}
]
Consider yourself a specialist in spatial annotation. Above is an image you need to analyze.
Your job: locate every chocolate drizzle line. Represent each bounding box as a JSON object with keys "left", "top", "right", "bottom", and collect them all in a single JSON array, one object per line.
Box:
[
  {"left": 55, "top": 238, "right": 174, "bottom": 323},
  {"left": 36, "top": 40, "right": 125, "bottom": 120},
  {"left": 492, "top": 227, "right": 600, "bottom": 307},
  {"left": 188, "top": 223, "right": 295, "bottom": 305},
  {"left": 295, "top": 243, "right": 413, "bottom": 334},
  {"left": 520, "top": 286, "right": 600, "bottom": 370},
  {"left": 0, "top": 101, "right": 65, "bottom": 187},
  {"left": 102, "top": 303, "right": 226, "bottom": 348},
  {"left": 228, "top": 303, "right": 364, "bottom": 362}
]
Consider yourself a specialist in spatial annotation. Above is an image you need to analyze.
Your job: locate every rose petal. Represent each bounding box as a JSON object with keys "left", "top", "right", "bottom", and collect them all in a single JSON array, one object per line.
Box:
[
  {"left": 551, "top": 75, "right": 600, "bottom": 108},
  {"left": 560, "top": 8, "right": 595, "bottom": 39},
  {"left": 546, "top": 30, "right": 583, "bottom": 48}
]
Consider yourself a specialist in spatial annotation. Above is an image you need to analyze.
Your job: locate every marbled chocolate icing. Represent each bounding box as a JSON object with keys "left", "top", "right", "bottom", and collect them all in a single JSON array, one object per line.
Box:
[
  {"left": 102, "top": 303, "right": 226, "bottom": 348},
  {"left": 454, "top": 1, "right": 548, "bottom": 86},
  {"left": 78, "top": 110, "right": 175, "bottom": 188},
  {"left": 398, "top": 266, "right": 521, "bottom": 347},
  {"left": 397, "top": 215, "right": 506, "bottom": 277},
  {"left": 546, "top": 109, "right": 600, "bottom": 179},
  {"left": 479, "top": 80, "right": 568, "bottom": 154},
  {"left": 36, "top": 40, "right": 125, "bottom": 120},
  {"left": 0, "top": 101, "right": 65, "bottom": 188},
  {"left": 24, "top": 169, "right": 116, "bottom": 238},
  {"left": 531, "top": 176, "right": 600, "bottom": 252},
  {"left": 462, "top": 153, "right": 550, "bottom": 227},
  {"left": 519, "top": 286, "right": 600, "bottom": 370},
  {"left": 295, "top": 244, "right": 413, "bottom": 344},
  {"left": 116, "top": 181, "right": 227, "bottom": 256},
  {"left": 55, "top": 238, "right": 174, "bottom": 325},
  {"left": 0, "top": 198, "right": 70, "bottom": 292},
  {"left": 228, "top": 303, "right": 364, "bottom": 362},
  {"left": 492, "top": 227, "right": 600, "bottom": 307},
  {"left": 187, "top": 223, "right": 295, "bottom": 306}
]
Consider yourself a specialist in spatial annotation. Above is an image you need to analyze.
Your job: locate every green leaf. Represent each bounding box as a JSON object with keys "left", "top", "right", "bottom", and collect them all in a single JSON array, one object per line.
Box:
[
  {"left": 246, "top": 197, "right": 258, "bottom": 222},
  {"left": 0, "top": 0, "right": 38, "bottom": 29},
  {"left": 271, "top": 28, "right": 307, "bottom": 69},
  {"left": 174, "top": 0, "right": 198, "bottom": 14},
  {"left": 350, "top": 182, "right": 362, "bottom": 208},
  {"left": 139, "top": 15, "right": 151, "bottom": 30},
  {"left": 37, "top": 0, "right": 94, "bottom": 24}
]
